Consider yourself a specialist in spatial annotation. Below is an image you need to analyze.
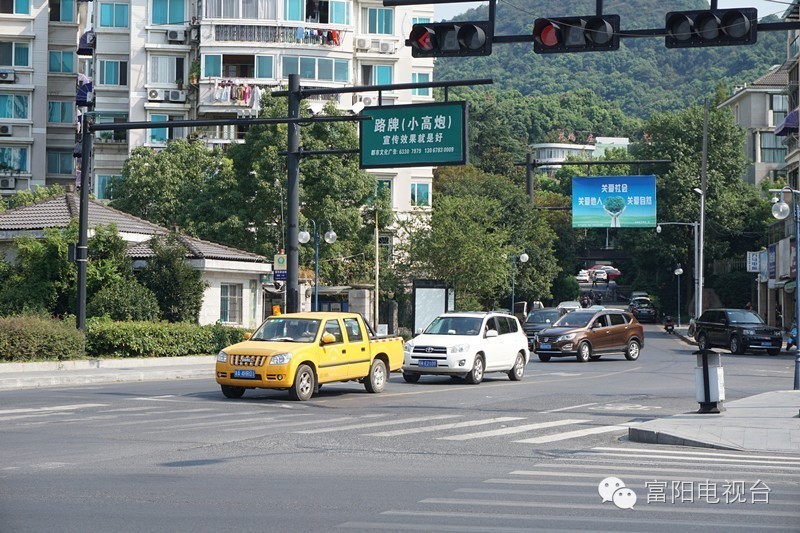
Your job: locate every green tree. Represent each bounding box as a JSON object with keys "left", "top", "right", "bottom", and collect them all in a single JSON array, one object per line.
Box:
[
  {"left": 87, "top": 278, "right": 160, "bottom": 321},
  {"left": 135, "top": 234, "right": 206, "bottom": 322},
  {"left": 1, "top": 184, "right": 66, "bottom": 213}
]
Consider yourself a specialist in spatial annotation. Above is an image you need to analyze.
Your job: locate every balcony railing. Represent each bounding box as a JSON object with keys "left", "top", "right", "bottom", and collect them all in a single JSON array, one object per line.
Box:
[{"left": 214, "top": 24, "right": 344, "bottom": 46}]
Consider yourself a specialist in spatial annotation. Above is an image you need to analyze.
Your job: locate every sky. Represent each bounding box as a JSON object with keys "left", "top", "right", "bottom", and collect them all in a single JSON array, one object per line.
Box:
[{"left": 434, "top": 1, "right": 792, "bottom": 22}]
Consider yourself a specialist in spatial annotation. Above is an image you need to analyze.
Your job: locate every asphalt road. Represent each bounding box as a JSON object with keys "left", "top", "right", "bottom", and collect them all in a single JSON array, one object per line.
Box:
[{"left": 1, "top": 325, "right": 798, "bottom": 532}]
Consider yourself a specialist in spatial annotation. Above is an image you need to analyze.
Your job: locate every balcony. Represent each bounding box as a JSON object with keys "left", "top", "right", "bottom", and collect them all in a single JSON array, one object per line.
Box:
[{"left": 213, "top": 24, "right": 344, "bottom": 47}]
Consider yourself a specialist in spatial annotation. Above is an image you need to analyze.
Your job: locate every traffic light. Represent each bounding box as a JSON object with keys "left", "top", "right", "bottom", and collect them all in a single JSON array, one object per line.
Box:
[
  {"left": 407, "top": 22, "right": 492, "bottom": 57},
  {"left": 665, "top": 9, "right": 757, "bottom": 48},
  {"left": 532, "top": 15, "right": 620, "bottom": 54}
]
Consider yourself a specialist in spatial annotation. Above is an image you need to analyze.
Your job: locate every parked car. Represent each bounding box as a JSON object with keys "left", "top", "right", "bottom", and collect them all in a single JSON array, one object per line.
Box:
[
  {"left": 592, "top": 269, "right": 608, "bottom": 282},
  {"left": 534, "top": 308, "right": 644, "bottom": 363},
  {"left": 631, "top": 291, "right": 649, "bottom": 300},
  {"left": 628, "top": 296, "right": 651, "bottom": 311},
  {"left": 402, "top": 311, "right": 529, "bottom": 384},
  {"left": 576, "top": 270, "right": 591, "bottom": 283},
  {"left": 522, "top": 308, "right": 562, "bottom": 349},
  {"left": 557, "top": 300, "right": 581, "bottom": 314},
  {"left": 215, "top": 312, "right": 405, "bottom": 401},
  {"left": 589, "top": 264, "right": 621, "bottom": 280},
  {"left": 630, "top": 300, "right": 657, "bottom": 323},
  {"left": 693, "top": 309, "right": 782, "bottom": 355}
]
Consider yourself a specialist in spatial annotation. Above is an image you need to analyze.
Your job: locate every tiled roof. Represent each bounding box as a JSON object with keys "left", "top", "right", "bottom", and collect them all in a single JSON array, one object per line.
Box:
[
  {"left": 0, "top": 194, "right": 266, "bottom": 263},
  {"left": 751, "top": 67, "right": 789, "bottom": 88}
]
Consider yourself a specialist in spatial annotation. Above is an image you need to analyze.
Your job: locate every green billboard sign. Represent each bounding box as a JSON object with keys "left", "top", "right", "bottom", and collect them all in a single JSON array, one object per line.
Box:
[{"left": 360, "top": 101, "right": 468, "bottom": 169}]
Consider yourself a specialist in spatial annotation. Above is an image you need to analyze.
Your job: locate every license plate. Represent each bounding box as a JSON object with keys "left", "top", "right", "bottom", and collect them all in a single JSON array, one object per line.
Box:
[
  {"left": 539, "top": 343, "right": 551, "bottom": 350},
  {"left": 233, "top": 369, "right": 256, "bottom": 379},
  {"left": 761, "top": 342, "right": 773, "bottom": 347},
  {"left": 418, "top": 360, "right": 437, "bottom": 368}
]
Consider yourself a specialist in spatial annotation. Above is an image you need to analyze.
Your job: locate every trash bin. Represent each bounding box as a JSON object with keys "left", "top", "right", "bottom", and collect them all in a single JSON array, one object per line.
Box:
[{"left": 695, "top": 351, "right": 725, "bottom": 403}]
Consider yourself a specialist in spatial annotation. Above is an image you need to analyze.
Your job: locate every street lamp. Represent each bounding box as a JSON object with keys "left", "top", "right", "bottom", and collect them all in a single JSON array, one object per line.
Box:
[
  {"left": 674, "top": 263, "right": 683, "bottom": 327},
  {"left": 656, "top": 221, "right": 700, "bottom": 320},
  {"left": 298, "top": 219, "right": 336, "bottom": 312},
  {"left": 510, "top": 252, "right": 529, "bottom": 314},
  {"left": 769, "top": 186, "right": 800, "bottom": 390},
  {"left": 694, "top": 187, "right": 705, "bottom": 318}
]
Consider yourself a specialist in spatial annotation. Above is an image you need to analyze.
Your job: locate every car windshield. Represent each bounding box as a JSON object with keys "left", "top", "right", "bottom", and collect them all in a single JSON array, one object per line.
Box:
[
  {"left": 554, "top": 312, "right": 595, "bottom": 328},
  {"left": 251, "top": 318, "right": 321, "bottom": 342},
  {"left": 636, "top": 302, "right": 654, "bottom": 309},
  {"left": 527, "top": 310, "right": 561, "bottom": 324},
  {"left": 424, "top": 316, "right": 483, "bottom": 335},
  {"left": 727, "top": 310, "right": 764, "bottom": 324}
]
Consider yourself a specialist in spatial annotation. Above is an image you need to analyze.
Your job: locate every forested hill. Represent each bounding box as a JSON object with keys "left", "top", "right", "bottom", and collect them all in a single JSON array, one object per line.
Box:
[{"left": 434, "top": 0, "right": 786, "bottom": 119}]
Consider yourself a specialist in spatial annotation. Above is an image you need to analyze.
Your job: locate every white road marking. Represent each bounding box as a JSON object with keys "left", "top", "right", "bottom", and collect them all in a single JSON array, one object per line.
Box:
[
  {"left": 438, "top": 419, "right": 588, "bottom": 441},
  {"left": 514, "top": 424, "right": 629, "bottom": 444},
  {"left": 541, "top": 402, "right": 597, "bottom": 413},
  {"left": 367, "top": 417, "right": 526, "bottom": 437},
  {"left": 0, "top": 403, "right": 107, "bottom": 415},
  {"left": 590, "top": 447, "right": 800, "bottom": 463},
  {"left": 295, "top": 414, "right": 461, "bottom": 434}
]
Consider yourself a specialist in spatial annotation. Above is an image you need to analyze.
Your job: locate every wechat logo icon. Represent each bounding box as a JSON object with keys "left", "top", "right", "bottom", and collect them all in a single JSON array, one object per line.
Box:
[{"left": 598, "top": 477, "right": 637, "bottom": 510}]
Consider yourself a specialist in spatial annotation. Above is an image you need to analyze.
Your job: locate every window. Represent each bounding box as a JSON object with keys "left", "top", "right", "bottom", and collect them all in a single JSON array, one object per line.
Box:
[
  {"left": 771, "top": 94, "right": 788, "bottom": 126},
  {"left": 151, "top": 0, "right": 184, "bottom": 25},
  {"left": 328, "top": 0, "right": 349, "bottom": 24},
  {"left": 0, "top": 146, "right": 27, "bottom": 171},
  {"left": 99, "top": 2, "right": 129, "bottom": 27},
  {"left": 362, "top": 7, "right": 393, "bottom": 34},
  {"left": 760, "top": 131, "right": 786, "bottom": 164},
  {"left": 283, "top": 56, "right": 348, "bottom": 82},
  {"left": 0, "top": 0, "right": 31, "bottom": 15},
  {"left": 284, "top": 0, "right": 303, "bottom": 21},
  {"left": 412, "top": 72, "right": 430, "bottom": 96},
  {"left": 205, "top": 0, "right": 276, "bottom": 19},
  {"left": 94, "top": 175, "right": 118, "bottom": 200},
  {"left": 0, "top": 94, "right": 28, "bottom": 119},
  {"left": 47, "top": 150, "right": 73, "bottom": 175},
  {"left": 255, "top": 55, "right": 274, "bottom": 79},
  {"left": 220, "top": 283, "right": 243, "bottom": 324},
  {"left": 47, "top": 101, "right": 73, "bottom": 123},
  {"left": 609, "top": 313, "right": 625, "bottom": 326},
  {"left": 95, "top": 114, "right": 128, "bottom": 143},
  {"left": 411, "top": 182, "right": 430, "bottom": 206},
  {"left": 0, "top": 42, "right": 30, "bottom": 67},
  {"left": 376, "top": 178, "right": 392, "bottom": 199},
  {"left": 323, "top": 319, "right": 343, "bottom": 343},
  {"left": 203, "top": 54, "right": 221, "bottom": 77},
  {"left": 49, "top": 0, "right": 74, "bottom": 22},
  {"left": 361, "top": 64, "right": 392, "bottom": 85},
  {"left": 98, "top": 60, "right": 128, "bottom": 85},
  {"left": 412, "top": 17, "right": 430, "bottom": 24},
  {"left": 343, "top": 318, "right": 363, "bottom": 342},
  {"left": 149, "top": 113, "right": 185, "bottom": 144},
  {"left": 150, "top": 55, "right": 184, "bottom": 84},
  {"left": 49, "top": 51, "right": 75, "bottom": 73}
]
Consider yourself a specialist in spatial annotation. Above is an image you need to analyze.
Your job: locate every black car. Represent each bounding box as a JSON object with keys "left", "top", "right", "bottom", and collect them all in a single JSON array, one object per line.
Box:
[
  {"left": 522, "top": 308, "right": 562, "bottom": 349},
  {"left": 630, "top": 300, "right": 657, "bottom": 323},
  {"left": 693, "top": 308, "right": 782, "bottom": 355}
]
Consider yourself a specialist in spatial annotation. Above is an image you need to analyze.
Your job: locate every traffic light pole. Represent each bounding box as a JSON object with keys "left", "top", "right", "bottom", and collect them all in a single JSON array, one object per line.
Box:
[{"left": 286, "top": 74, "right": 301, "bottom": 314}]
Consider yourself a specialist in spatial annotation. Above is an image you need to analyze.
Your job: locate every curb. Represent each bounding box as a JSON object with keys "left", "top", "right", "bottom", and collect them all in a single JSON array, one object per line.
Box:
[
  {"left": 0, "top": 355, "right": 215, "bottom": 374},
  {"left": 628, "top": 426, "right": 742, "bottom": 451}
]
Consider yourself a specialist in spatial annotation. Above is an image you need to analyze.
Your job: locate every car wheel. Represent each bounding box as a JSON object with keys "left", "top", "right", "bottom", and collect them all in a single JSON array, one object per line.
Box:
[
  {"left": 288, "top": 364, "right": 315, "bottom": 401},
  {"left": 537, "top": 353, "right": 551, "bottom": 362},
  {"left": 589, "top": 354, "right": 601, "bottom": 361},
  {"left": 364, "top": 359, "right": 387, "bottom": 393},
  {"left": 221, "top": 385, "right": 245, "bottom": 399},
  {"left": 729, "top": 335, "right": 745, "bottom": 355},
  {"left": 465, "top": 355, "right": 485, "bottom": 384},
  {"left": 576, "top": 342, "right": 591, "bottom": 363},
  {"left": 508, "top": 352, "right": 525, "bottom": 381},
  {"left": 768, "top": 348, "right": 781, "bottom": 356},
  {"left": 697, "top": 332, "right": 709, "bottom": 351},
  {"left": 625, "top": 339, "right": 641, "bottom": 361},
  {"left": 402, "top": 372, "right": 421, "bottom": 383}
]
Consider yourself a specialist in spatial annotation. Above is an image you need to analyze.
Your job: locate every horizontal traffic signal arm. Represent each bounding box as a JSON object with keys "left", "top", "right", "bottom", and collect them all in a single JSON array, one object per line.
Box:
[{"left": 408, "top": 21, "right": 493, "bottom": 57}]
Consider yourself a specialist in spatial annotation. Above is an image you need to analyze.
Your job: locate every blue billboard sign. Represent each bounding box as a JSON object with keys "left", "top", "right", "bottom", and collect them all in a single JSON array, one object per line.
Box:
[{"left": 572, "top": 175, "right": 657, "bottom": 228}]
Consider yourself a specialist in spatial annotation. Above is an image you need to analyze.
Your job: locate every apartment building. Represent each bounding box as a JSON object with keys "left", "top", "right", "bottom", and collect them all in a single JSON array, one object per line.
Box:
[{"left": 1, "top": 0, "right": 86, "bottom": 193}]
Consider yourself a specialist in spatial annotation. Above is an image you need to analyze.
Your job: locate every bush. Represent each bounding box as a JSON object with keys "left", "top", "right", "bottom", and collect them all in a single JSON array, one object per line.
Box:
[
  {"left": 0, "top": 315, "right": 84, "bottom": 362},
  {"left": 87, "top": 278, "right": 161, "bottom": 321},
  {"left": 86, "top": 318, "right": 247, "bottom": 358}
]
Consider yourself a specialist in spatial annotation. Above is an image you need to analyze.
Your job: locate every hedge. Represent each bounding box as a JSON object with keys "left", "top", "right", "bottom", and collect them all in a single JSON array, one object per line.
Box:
[{"left": 0, "top": 315, "right": 248, "bottom": 362}]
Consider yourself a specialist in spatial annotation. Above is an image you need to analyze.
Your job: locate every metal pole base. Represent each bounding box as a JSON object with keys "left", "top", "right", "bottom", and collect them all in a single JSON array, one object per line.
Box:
[
  {"left": 794, "top": 354, "right": 800, "bottom": 390},
  {"left": 697, "top": 401, "right": 725, "bottom": 414}
]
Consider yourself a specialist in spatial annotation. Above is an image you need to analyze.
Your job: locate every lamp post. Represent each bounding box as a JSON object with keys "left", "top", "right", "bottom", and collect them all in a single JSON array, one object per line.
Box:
[
  {"left": 657, "top": 221, "right": 700, "bottom": 320},
  {"left": 298, "top": 219, "right": 336, "bottom": 312},
  {"left": 674, "top": 263, "right": 683, "bottom": 327},
  {"left": 510, "top": 252, "right": 529, "bottom": 314},
  {"left": 769, "top": 187, "right": 800, "bottom": 390},
  {"left": 694, "top": 187, "right": 705, "bottom": 318}
]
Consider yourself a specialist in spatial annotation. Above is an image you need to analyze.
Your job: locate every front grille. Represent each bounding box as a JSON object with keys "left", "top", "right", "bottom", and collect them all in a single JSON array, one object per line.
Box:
[
  {"left": 538, "top": 336, "right": 556, "bottom": 343},
  {"left": 413, "top": 346, "right": 447, "bottom": 355},
  {"left": 229, "top": 354, "right": 268, "bottom": 366}
]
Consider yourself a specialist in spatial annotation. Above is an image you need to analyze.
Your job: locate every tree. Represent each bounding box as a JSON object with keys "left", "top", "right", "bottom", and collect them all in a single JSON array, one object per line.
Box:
[
  {"left": 135, "top": 234, "right": 206, "bottom": 322},
  {"left": 87, "top": 278, "right": 160, "bottom": 321},
  {"left": 1, "top": 184, "right": 66, "bottom": 213}
]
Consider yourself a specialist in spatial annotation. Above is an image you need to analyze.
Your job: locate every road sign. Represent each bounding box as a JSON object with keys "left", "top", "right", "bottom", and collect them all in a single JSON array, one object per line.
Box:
[
  {"left": 360, "top": 101, "right": 467, "bottom": 169},
  {"left": 273, "top": 270, "right": 287, "bottom": 281},
  {"left": 572, "top": 175, "right": 657, "bottom": 228},
  {"left": 273, "top": 254, "right": 287, "bottom": 270}
]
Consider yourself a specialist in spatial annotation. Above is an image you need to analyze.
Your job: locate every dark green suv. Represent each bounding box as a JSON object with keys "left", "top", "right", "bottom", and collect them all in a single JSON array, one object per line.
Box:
[{"left": 694, "top": 309, "right": 782, "bottom": 355}]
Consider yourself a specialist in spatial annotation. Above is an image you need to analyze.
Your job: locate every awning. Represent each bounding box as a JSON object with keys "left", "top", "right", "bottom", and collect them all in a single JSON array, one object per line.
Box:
[
  {"left": 76, "top": 82, "right": 93, "bottom": 107},
  {"left": 77, "top": 31, "right": 95, "bottom": 56},
  {"left": 775, "top": 110, "right": 798, "bottom": 136}
]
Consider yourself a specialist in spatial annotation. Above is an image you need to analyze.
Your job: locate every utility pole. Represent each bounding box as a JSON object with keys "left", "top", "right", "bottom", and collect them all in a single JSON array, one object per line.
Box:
[{"left": 286, "top": 74, "right": 301, "bottom": 313}]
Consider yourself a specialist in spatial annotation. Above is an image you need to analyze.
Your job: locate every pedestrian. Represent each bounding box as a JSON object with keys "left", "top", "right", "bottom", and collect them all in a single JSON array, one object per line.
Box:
[
  {"left": 744, "top": 301, "right": 753, "bottom": 311},
  {"left": 591, "top": 272, "right": 598, "bottom": 288},
  {"left": 776, "top": 301, "right": 783, "bottom": 329}
]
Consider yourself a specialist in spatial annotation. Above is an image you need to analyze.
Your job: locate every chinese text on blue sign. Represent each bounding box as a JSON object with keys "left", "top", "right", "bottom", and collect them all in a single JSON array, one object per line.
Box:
[{"left": 572, "top": 175, "right": 657, "bottom": 228}]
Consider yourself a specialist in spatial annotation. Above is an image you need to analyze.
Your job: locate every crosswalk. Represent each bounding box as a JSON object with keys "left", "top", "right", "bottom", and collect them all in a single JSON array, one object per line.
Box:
[
  {"left": 337, "top": 447, "right": 800, "bottom": 531},
  {"left": 0, "top": 399, "right": 641, "bottom": 448}
]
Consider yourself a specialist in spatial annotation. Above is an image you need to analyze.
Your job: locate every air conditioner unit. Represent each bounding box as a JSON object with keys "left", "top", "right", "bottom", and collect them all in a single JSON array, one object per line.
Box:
[
  {"left": 148, "top": 89, "right": 167, "bottom": 101},
  {"left": 168, "top": 90, "right": 187, "bottom": 102},
  {"left": 0, "top": 68, "right": 15, "bottom": 83},
  {"left": 355, "top": 37, "right": 369, "bottom": 50},
  {"left": 379, "top": 41, "right": 395, "bottom": 54},
  {"left": 369, "top": 40, "right": 381, "bottom": 52},
  {"left": 0, "top": 177, "right": 15, "bottom": 190},
  {"left": 0, "top": 125, "right": 11, "bottom": 136},
  {"left": 362, "top": 94, "right": 377, "bottom": 107},
  {"left": 167, "top": 29, "right": 187, "bottom": 43}
]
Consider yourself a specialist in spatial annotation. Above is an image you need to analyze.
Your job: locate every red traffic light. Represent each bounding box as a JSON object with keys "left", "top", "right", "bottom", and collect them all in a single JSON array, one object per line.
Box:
[
  {"left": 533, "top": 15, "right": 620, "bottom": 54},
  {"left": 409, "top": 25, "right": 435, "bottom": 53},
  {"left": 407, "top": 22, "right": 493, "bottom": 57},
  {"left": 665, "top": 8, "right": 757, "bottom": 48}
]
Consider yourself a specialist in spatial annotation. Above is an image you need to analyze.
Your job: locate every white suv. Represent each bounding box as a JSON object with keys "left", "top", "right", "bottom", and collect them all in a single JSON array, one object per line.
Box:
[{"left": 402, "top": 312, "right": 530, "bottom": 384}]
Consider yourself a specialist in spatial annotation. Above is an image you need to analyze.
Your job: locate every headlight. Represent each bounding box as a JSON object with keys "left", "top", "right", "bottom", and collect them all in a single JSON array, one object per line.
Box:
[
  {"left": 270, "top": 353, "right": 292, "bottom": 365},
  {"left": 217, "top": 350, "right": 228, "bottom": 363},
  {"left": 450, "top": 344, "right": 470, "bottom": 354},
  {"left": 403, "top": 343, "right": 413, "bottom": 353},
  {"left": 742, "top": 329, "right": 755, "bottom": 335},
  {"left": 556, "top": 333, "right": 576, "bottom": 342}
]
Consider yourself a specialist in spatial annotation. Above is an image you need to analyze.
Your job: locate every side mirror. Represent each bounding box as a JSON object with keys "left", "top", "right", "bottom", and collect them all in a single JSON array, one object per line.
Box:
[
  {"left": 321, "top": 332, "right": 336, "bottom": 344},
  {"left": 485, "top": 329, "right": 499, "bottom": 338},
  {"left": 243, "top": 332, "right": 252, "bottom": 340},
  {"left": 720, "top": 318, "right": 728, "bottom": 325}
]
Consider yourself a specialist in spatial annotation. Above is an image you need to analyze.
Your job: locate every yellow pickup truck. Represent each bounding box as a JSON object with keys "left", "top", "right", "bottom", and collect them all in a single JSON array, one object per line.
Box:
[{"left": 215, "top": 312, "right": 404, "bottom": 401}]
